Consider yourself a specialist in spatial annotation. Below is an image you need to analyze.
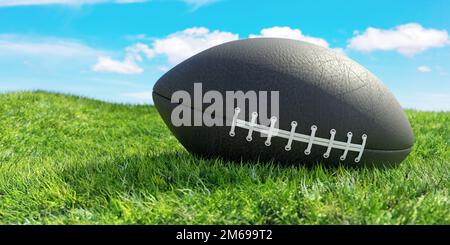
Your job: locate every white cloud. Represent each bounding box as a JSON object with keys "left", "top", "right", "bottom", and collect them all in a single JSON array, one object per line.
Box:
[
  {"left": 249, "top": 26, "right": 329, "bottom": 48},
  {"left": 0, "top": 0, "right": 146, "bottom": 7},
  {"left": 125, "top": 43, "right": 155, "bottom": 61},
  {"left": 153, "top": 27, "right": 239, "bottom": 65},
  {"left": 92, "top": 27, "right": 238, "bottom": 74},
  {"left": 91, "top": 43, "right": 153, "bottom": 74},
  {"left": 417, "top": 66, "right": 432, "bottom": 73},
  {"left": 0, "top": 34, "right": 103, "bottom": 58},
  {"left": 348, "top": 23, "right": 450, "bottom": 56},
  {"left": 91, "top": 56, "right": 143, "bottom": 74}
]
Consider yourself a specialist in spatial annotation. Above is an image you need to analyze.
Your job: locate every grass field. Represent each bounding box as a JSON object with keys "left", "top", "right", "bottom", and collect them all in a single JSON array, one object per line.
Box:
[{"left": 0, "top": 91, "right": 448, "bottom": 224}]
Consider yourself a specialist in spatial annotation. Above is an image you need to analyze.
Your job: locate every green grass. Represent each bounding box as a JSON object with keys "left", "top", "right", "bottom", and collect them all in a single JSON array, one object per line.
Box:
[{"left": 0, "top": 91, "right": 448, "bottom": 224}]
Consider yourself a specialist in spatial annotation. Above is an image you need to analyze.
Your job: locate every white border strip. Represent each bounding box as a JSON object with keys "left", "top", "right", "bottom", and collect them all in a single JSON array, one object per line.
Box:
[{"left": 229, "top": 107, "right": 367, "bottom": 163}]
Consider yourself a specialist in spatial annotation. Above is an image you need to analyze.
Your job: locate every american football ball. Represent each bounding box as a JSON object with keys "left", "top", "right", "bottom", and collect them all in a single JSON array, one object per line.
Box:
[{"left": 153, "top": 38, "right": 414, "bottom": 166}]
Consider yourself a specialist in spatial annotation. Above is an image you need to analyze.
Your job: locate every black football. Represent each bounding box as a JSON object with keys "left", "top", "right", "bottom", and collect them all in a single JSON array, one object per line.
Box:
[{"left": 153, "top": 38, "right": 414, "bottom": 166}]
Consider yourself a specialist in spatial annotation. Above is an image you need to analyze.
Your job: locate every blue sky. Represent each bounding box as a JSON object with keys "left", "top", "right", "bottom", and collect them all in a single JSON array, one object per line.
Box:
[{"left": 0, "top": 0, "right": 449, "bottom": 110}]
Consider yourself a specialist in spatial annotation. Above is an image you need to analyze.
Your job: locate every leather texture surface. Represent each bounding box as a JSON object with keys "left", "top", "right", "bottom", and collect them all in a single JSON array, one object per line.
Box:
[{"left": 153, "top": 38, "right": 414, "bottom": 166}]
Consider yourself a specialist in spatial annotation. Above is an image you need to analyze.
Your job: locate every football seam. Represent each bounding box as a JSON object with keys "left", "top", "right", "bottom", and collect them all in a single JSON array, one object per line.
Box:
[{"left": 153, "top": 91, "right": 412, "bottom": 153}]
